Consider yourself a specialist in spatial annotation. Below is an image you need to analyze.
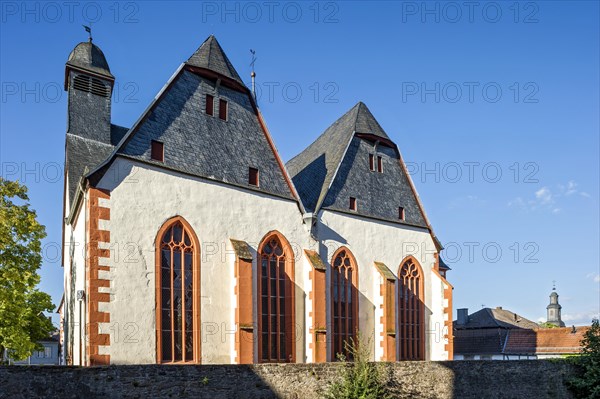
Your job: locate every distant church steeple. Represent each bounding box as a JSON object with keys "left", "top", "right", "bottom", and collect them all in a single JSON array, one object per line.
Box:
[{"left": 546, "top": 283, "right": 565, "bottom": 327}]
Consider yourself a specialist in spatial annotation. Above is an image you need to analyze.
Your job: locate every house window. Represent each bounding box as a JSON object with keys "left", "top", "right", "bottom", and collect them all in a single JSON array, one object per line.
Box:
[
  {"left": 398, "top": 207, "right": 405, "bottom": 221},
  {"left": 44, "top": 347, "right": 52, "bottom": 358},
  {"left": 156, "top": 218, "right": 200, "bottom": 364},
  {"left": 219, "top": 99, "right": 228, "bottom": 120},
  {"left": 151, "top": 140, "right": 164, "bottom": 162},
  {"left": 206, "top": 94, "right": 214, "bottom": 116},
  {"left": 369, "top": 154, "right": 375, "bottom": 171},
  {"left": 258, "top": 233, "right": 295, "bottom": 363},
  {"left": 349, "top": 197, "right": 357, "bottom": 211},
  {"left": 377, "top": 156, "right": 383, "bottom": 173},
  {"left": 331, "top": 248, "right": 358, "bottom": 360},
  {"left": 249, "top": 167, "right": 259, "bottom": 186},
  {"left": 398, "top": 258, "right": 425, "bottom": 361}
]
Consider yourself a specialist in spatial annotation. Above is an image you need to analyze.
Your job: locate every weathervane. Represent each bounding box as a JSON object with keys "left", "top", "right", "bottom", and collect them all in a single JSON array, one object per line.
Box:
[
  {"left": 250, "top": 49, "right": 257, "bottom": 104},
  {"left": 82, "top": 24, "right": 93, "bottom": 42}
]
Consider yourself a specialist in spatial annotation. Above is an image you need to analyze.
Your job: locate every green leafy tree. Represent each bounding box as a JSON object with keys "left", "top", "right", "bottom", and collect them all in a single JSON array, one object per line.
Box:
[
  {"left": 0, "top": 178, "right": 54, "bottom": 362},
  {"left": 567, "top": 319, "right": 600, "bottom": 398},
  {"left": 325, "top": 334, "right": 391, "bottom": 399}
]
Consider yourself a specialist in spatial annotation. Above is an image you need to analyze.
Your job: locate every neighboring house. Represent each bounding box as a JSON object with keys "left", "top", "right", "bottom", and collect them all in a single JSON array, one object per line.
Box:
[
  {"left": 454, "top": 288, "right": 587, "bottom": 360},
  {"left": 453, "top": 307, "right": 540, "bottom": 360},
  {"left": 6, "top": 332, "right": 60, "bottom": 366},
  {"left": 60, "top": 35, "right": 453, "bottom": 366},
  {"left": 504, "top": 326, "right": 590, "bottom": 359}
]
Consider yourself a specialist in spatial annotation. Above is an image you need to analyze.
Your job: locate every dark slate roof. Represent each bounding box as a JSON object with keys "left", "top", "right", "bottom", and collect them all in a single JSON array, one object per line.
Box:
[
  {"left": 454, "top": 308, "right": 539, "bottom": 330},
  {"left": 65, "top": 134, "right": 114, "bottom": 202},
  {"left": 439, "top": 257, "right": 451, "bottom": 271},
  {"left": 454, "top": 328, "right": 509, "bottom": 355},
  {"left": 110, "top": 124, "right": 129, "bottom": 146},
  {"left": 116, "top": 69, "right": 294, "bottom": 199},
  {"left": 66, "top": 41, "right": 113, "bottom": 79},
  {"left": 287, "top": 102, "right": 427, "bottom": 227},
  {"left": 186, "top": 35, "right": 244, "bottom": 85}
]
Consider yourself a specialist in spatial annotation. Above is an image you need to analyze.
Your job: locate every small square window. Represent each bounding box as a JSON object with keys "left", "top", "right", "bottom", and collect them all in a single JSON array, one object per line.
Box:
[
  {"left": 249, "top": 167, "right": 259, "bottom": 186},
  {"left": 377, "top": 156, "right": 383, "bottom": 173},
  {"left": 151, "top": 140, "right": 164, "bottom": 162},
  {"left": 219, "top": 99, "right": 228, "bottom": 121},
  {"left": 398, "top": 207, "right": 405, "bottom": 220},
  {"left": 349, "top": 197, "right": 357, "bottom": 211},
  {"left": 369, "top": 154, "right": 375, "bottom": 171},
  {"left": 206, "top": 94, "right": 214, "bottom": 116}
]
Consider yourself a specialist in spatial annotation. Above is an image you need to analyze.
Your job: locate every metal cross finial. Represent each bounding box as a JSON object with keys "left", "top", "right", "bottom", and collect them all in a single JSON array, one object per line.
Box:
[
  {"left": 249, "top": 49, "right": 257, "bottom": 71},
  {"left": 83, "top": 24, "right": 93, "bottom": 42},
  {"left": 552, "top": 280, "right": 556, "bottom": 290}
]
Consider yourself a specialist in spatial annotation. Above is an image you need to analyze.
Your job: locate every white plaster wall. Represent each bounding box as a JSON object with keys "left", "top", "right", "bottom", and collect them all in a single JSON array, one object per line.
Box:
[
  {"left": 66, "top": 198, "right": 87, "bottom": 366},
  {"left": 97, "top": 158, "right": 310, "bottom": 364},
  {"left": 318, "top": 209, "right": 446, "bottom": 361}
]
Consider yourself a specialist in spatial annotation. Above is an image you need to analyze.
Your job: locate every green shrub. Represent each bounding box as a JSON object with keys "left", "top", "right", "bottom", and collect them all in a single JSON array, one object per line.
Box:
[
  {"left": 567, "top": 319, "right": 600, "bottom": 398},
  {"left": 324, "top": 335, "right": 390, "bottom": 399}
]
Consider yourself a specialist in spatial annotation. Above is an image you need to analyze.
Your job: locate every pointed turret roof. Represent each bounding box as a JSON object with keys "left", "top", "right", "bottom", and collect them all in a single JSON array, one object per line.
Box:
[{"left": 186, "top": 35, "right": 244, "bottom": 85}]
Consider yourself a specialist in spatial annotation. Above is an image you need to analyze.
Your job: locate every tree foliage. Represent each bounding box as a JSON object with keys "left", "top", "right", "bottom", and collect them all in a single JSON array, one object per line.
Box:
[
  {"left": 325, "top": 334, "right": 391, "bottom": 399},
  {"left": 0, "top": 178, "right": 54, "bottom": 362},
  {"left": 567, "top": 319, "right": 600, "bottom": 398}
]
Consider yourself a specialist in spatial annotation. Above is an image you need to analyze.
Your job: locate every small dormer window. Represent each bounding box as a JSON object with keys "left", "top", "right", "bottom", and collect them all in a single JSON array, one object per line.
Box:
[
  {"left": 398, "top": 207, "right": 405, "bottom": 221},
  {"left": 377, "top": 156, "right": 383, "bottom": 173},
  {"left": 219, "top": 99, "right": 228, "bottom": 121},
  {"left": 206, "top": 94, "right": 214, "bottom": 116},
  {"left": 369, "top": 154, "right": 375, "bottom": 171},
  {"left": 151, "top": 140, "right": 164, "bottom": 162},
  {"left": 249, "top": 167, "right": 259, "bottom": 186},
  {"left": 349, "top": 197, "right": 357, "bottom": 211}
]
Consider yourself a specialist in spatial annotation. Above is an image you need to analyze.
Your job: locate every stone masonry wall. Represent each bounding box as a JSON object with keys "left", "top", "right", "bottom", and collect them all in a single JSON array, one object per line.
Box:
[{"left": 0, "top": 360, "right": 574, "bottom": 399}]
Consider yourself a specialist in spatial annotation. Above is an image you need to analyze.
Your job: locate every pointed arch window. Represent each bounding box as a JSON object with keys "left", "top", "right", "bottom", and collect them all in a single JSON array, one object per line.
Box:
[
  {"left": 156, "top": 218, "right": 200, "bottom": 364},
  {"left": 331, "top": 248, "right": 358, "bottom": 360},
  {"left": 397, "top": 258, "right": 425, "bottom": 360},
  {"left": 258, "top": 233, "right": 295, "bottom": 363}
]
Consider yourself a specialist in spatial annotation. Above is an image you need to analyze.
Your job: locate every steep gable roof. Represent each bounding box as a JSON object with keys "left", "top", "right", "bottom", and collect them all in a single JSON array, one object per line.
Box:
[
  {"left": 186, "top": 35, "right": 244, "bottom": 85},
  {"left": 286, "top": 102, "right": 428, "bottom": 228},
  {"left": 86, "top": 36, "right": 297, "bottom": 202}
]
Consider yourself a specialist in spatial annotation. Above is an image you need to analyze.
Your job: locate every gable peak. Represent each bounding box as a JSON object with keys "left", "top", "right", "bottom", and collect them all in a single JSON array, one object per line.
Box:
[{"left": 186, "top": 35, "right": 244, "bottom": 85}]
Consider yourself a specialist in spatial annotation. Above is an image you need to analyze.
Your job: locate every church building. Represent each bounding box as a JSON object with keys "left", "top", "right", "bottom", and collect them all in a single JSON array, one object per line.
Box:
[{"left": 60, "top": 35, "right": 453, "bottom": 365}]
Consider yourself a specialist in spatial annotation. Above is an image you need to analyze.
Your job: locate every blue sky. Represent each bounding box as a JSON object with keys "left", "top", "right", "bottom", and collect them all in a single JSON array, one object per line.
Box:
[{"left": 1, "top": 1, "right": 598, "bottom": 326}]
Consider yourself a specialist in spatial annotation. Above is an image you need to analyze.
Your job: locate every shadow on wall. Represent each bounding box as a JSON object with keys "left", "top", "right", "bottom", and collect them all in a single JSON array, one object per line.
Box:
[{"left": 0, "top": 360, "right": 576, "bottom": 399}]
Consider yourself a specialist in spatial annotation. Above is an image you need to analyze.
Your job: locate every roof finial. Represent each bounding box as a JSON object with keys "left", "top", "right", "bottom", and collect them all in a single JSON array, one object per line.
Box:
[
  {"left": 552, "top": 280, "right": 556, "bottom": 291},
  {"left": 250, "top": 49, "right": 257, "bottom": 105},
  {"left": 83, "top": 24, "right": 92, "bottom": 42}
]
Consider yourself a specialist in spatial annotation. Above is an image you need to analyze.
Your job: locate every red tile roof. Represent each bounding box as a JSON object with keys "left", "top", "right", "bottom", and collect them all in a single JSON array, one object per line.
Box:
[{"left": 505, "top": 326, "right": 590, "bottom": 355}]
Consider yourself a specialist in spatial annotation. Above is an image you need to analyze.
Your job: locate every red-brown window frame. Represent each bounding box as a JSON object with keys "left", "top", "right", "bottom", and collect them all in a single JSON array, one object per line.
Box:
[
  {"left": 151, "top": 140, "right": 164, "bottom": 162},
  {"left": 377, "top": 156, "right": 383, "bottom": 173},
  {"left": 206, "top": 94, "right": 214, "bottom": 116},
  {"left": 155, "top": 216, "right": 201, "bottom": 364},
  {"left": 397, "top": 256, "right": 425, "bottom": 361},
  {"left": 369, "top": 154, "right": 375, "bottom": 171},
  {"left": 219, "top": 99, "right": 228, "bottom": 121},
  {"left": 398, "top": 207, "right": 405, "bottom": 221},
  {"left": 330, "top": 247, "right": 359, "bottom": 361},
  {"left": 349, "top": 197, "right": 357, "bottom": 211},
  {"left": 249, "top": 167, "right": 259, "bottom": 187},
  {"left": 257, "top": 231, "right": 296, "bottom": 363}
]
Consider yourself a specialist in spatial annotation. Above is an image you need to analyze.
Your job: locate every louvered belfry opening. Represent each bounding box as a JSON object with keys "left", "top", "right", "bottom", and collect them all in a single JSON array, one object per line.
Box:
[
  {"left": 156, "top": 219, "right": 200, "bottom": 364},
  {"left": 398, "top": 258, "right": 425, "bottom": 360},
  {"left": 258, "top": 234, "right": 294, "bottom": 363},
  {"left": 73, "top": 74, "right": 111, "bottom": 98},
  {"left": 331, "top": 248, "right": 358, "bottom": 360}
]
